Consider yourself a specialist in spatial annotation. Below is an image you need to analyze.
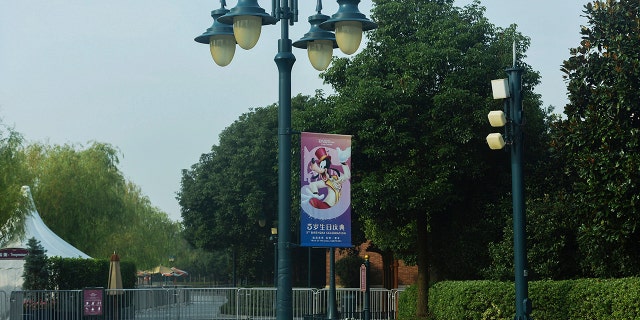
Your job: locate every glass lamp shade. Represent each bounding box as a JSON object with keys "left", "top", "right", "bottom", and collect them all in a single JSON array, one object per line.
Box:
[
  {"left": 307, "top": 40, "right": 334, "bottom": 71},
  {"left": 209, "top": 34, "right": 236, "bottom": 67},
  {"left": 335, "top": 21, "right": 363, "bottom": 55},
  {"left": 233, "top": 15, "right": 262, "bottom": 50}
]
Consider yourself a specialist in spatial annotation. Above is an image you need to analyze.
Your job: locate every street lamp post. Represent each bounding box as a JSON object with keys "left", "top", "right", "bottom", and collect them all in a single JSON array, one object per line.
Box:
[
  {"left": 487, "top": 58, "right": 532, "bottom": 319},
  {"left": 195, "top": 1, "right": 376, "bottom": 319}
]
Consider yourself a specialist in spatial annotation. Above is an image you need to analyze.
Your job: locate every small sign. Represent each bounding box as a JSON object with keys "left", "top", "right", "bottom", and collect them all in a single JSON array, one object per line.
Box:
[
  {"left": 360, "top": 264, "right": 367, "bottom": 292},
  {"left": 0, "top": 248, "right": 29, "bottom": 260},
  {"left": 83, "top": 288, "right": 104, "bottom": 316}
]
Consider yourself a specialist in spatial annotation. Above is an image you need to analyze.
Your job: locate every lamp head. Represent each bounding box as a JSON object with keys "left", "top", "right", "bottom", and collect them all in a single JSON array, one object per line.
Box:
[
  {"left": 217, "top": 0, "right": 278, "bottom": 50},
  {"left": 486, "top": 133, "right": 506, "bottom": 150},
  {"left": 488, "top": 110, "right": 507, "bottom": 127},
  {"left": 491, "top": 78, "right": 510, "bottom": 99},
  {"left": 319, "top": 0, "right": 377, "bottom": 55},
  {"left": 195, "top": 7, "right": 236, "bottom": 66},
  {"left": 293, "top": 12, "right": 338, "bottom": 71}
]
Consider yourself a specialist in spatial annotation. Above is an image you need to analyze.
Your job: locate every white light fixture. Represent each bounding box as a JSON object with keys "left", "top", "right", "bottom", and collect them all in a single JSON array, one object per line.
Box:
[
  {"left": 486, "top": 133, "right": 506, "bottom": 150},
  {"left": 488, "top": 110, "right": 507, "bottom": 127},
  {"left": 491, "top": 78, "right": 510, "bottom": 99}
]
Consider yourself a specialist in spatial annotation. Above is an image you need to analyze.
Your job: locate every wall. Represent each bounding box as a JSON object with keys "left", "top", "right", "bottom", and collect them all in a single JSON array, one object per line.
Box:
[{"left": 324, "top": 241, "right": 417, "bottom": 289}]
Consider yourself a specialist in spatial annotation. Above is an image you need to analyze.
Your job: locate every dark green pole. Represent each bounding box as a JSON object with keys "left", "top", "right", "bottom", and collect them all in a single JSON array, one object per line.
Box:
[
  {"left": 275, "top": 2, "right": 295, "bottom": 320},
  {"left": 327, "top": 248, "right": 339, "bottom": 319},
  {"left": 363, "top": 255, "right": 370, "bottom": 320},
  {"left": 507, "top": 66, "right": 531, "bottom": 320},
  {"left": 308, "top": 247, "right": 312, "bottom": 288}
]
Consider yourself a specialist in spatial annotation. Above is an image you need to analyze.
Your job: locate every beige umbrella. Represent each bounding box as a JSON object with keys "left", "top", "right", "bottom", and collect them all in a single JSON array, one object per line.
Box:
[
  {"left": 107, "top": 252, "right": 123, "bottom": 295},
  {"left": 108, "top": 252, "right": 123, "bottom": 320}
]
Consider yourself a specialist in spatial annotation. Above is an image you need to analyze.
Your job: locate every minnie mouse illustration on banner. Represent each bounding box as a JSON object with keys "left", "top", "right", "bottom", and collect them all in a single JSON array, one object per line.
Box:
[{"left": 300, "top": 133, "right": 351, "bottom": 220}]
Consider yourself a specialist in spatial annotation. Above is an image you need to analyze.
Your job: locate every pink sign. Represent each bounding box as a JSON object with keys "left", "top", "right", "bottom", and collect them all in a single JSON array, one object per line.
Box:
[
  {"left": 83, "top": 289, "right": 103, "bottom": 316},
  {"left": 360, "top": 264, "right": 367, "bottom": 292}
]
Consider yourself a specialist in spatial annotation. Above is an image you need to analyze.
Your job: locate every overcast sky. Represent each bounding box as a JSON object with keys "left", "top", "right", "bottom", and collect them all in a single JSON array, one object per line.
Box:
[{"left": 0, "top": 1, "right": 587, "bottom": 221}]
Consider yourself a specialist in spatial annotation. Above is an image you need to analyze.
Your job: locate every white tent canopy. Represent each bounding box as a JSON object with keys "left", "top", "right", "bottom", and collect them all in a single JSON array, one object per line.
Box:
[{"left": 0, "top": 186, "right": 90, "bottom": 319}]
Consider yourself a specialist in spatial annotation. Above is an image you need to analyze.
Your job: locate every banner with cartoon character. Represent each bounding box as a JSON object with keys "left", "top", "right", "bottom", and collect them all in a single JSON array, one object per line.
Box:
[{"left": 300, "top": 132, "right": 352, "bottom": 247}]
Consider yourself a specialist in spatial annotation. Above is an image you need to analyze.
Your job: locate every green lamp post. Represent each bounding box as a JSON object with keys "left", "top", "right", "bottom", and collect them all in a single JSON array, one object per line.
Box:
[
  {"left": 487, "top": 56, "right": 532, "bottom": 319},
  {"left": 195, "top": 1, "right": 376, "bottom": 319}
]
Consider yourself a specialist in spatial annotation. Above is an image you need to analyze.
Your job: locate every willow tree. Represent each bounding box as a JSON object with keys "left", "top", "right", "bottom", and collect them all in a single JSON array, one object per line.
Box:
[
  {"left": 22, "top": 142, "right": 184, "bottom": 268},
  {"left": 0, "top": 124, "right": 31, "bottom": 243},
  {"left": 322, "top": 0, "right": 546, "bottom": 316}
]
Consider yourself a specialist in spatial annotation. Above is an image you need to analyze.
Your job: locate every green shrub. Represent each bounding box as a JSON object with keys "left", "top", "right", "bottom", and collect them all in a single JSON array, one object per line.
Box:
[
  {"left": 398, "top": 284, "right": 418, "bottom": 319},
  {"left": 398, "top": 278, "right": 640, "bottom": 320},
  {"left": 49, "top": 257, "right": 136, "bottom": 289},
  {"left": 335, "top": 255, "right": 365, "bottom": 287}
]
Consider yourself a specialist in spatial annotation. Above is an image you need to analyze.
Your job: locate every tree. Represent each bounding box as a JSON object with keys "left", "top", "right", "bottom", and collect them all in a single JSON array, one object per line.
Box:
[
  {"left": 0, "top": 123, "right": 31, "bottom": 244},
  {"left": 559, "top": 0, "right": 640, "bottom": 277},
  {"left": 22, "top": 141, "right": 184, "bottom": 269},
  {"left": 321, "top": 0, "right": 547, "bottom": 316},
  {"left": 179, "top": 94, "right": 338, "bottom": 285},
  {"left": 24, "top": 142, "right": 127, "bottom": 255},
  {"left": 22, "top": 237, "right": 49, "bottom": 290},
  {"left": 335, "top": 253, "right": 365, "bottom": 287},
  {"left": 179, "top": 104, "right": 280, "bottom": 282}
]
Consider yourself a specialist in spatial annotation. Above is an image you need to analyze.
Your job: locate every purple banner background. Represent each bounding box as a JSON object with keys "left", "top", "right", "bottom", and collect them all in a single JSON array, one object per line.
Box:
[{"left": 300, "top": 132, "right": 352, "bottom": 247}]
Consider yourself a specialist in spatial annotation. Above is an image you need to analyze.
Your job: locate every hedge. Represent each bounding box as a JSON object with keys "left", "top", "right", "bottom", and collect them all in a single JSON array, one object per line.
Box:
[
  {"left": 398, "top": 278, "right": 640, "bottom": 320},
  {"left": 48, "top": 257, "right": 137, "bottom": 290}
]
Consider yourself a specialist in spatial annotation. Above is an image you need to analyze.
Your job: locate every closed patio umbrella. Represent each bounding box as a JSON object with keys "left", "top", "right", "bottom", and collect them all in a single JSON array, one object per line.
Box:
[
  {"left": 107, "top": 252, "right": 123, "bottom": 320},
  {"left": 108, "top": 252, "right": 123, "bottom": 294}
]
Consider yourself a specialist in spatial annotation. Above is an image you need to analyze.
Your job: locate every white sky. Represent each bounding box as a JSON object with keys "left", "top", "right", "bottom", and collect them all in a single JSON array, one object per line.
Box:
[{"left": 0, "top": 1, "right": 587, "bottom": 221}]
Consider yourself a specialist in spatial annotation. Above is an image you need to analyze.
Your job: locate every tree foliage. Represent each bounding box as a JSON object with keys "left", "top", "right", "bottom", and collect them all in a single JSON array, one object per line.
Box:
[
  {"left": 179, "top": 104, "right": 280, "bottom": 282},
  {"left": 0, "top": 138, "right": 187, "bottom": 270},
  {"left": 30, "top": 142, "right": 185, "bottom": 269},
  {"left": 23, "top": 237, "right": 49, "bottom": 290},
  {"left": 558, "top": 0, "right": 640, "bottom": 277},
  {"left": 178, "top": 94, "right": 337, "bottom": 285},
  {"left": 321, "top": 0, "right": 548, "bottom": 315},
  {"left": 0, "top": 124, "right": 31, "bottom": 244}
]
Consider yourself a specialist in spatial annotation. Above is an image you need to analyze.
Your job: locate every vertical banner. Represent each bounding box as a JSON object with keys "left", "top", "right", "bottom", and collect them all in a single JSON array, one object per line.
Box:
[{"left": 300, "top": 132, "right": 352, "bottom": 247}]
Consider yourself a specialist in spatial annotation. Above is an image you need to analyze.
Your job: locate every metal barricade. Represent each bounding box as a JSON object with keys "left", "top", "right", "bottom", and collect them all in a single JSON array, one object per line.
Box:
[
  {"left": 0, "top": 291, "right": 7, "bottom": 320},
  {"left": 8, "top": 287, "right": 401, "bottom": 320},
  {"left": 314, "top": 288, "right": 402, "bottom": 320}
]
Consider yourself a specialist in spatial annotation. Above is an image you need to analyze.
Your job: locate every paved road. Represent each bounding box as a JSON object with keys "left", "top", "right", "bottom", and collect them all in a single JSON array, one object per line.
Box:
[{"left": 135, "top": 292, "right": 230, "bottom": 320}]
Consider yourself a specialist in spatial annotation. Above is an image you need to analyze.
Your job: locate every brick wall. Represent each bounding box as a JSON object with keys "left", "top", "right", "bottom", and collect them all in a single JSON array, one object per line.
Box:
[{"left": 324, "top": 242, "right": 417, "bottom": 288}]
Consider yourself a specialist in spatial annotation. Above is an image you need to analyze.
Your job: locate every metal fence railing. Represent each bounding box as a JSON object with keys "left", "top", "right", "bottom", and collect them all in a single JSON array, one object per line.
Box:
[
  {"left": 7, "top": 287, "right": 404, "bottom": 320},
  {"left": 0, "top": 291, "right": 7, "bottom": 320}
]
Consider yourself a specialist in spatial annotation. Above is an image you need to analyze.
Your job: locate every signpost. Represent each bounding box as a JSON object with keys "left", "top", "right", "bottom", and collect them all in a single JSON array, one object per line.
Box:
[
  {"left": 361, "top": 256, "right": 370, "bottom": 320},
  {"left": 360, "top": 264, "right": 367, "bottom": 292}
]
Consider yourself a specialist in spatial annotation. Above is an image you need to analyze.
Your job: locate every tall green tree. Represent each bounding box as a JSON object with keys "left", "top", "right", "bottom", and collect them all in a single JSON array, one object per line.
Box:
[
  {"left": 322, "top": 0, "right": 546, "bottom": 315},
  {"left": 559, "top": 0, "right": 640, "bottom": 277}
]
